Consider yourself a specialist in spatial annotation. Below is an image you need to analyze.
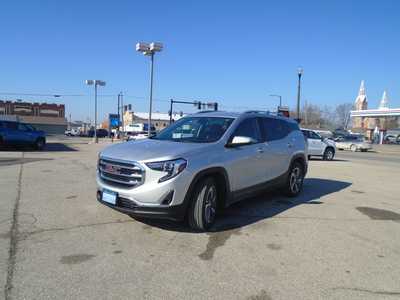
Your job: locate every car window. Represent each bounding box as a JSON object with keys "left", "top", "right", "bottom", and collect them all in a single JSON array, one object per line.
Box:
[
  {"left": 18, "top": 123, "right": 29, "bottom": 131},
  {"left": 231, "top": 118, "right": 261, "bottom": 143},
  {"left": 154, "top": 117, "right": 234, "bottom": 143},
  {"left": 5, "top": 122, "right": 17, "bottom": 130},
  {"left": 309, "top": 131, "right": 321, "bottom": 139},
  {"left": 301, "top": 130, "right": 310, "bottom": 138},
  {"left": 259, "top": 118, "right": 289, "bottom": 142}
]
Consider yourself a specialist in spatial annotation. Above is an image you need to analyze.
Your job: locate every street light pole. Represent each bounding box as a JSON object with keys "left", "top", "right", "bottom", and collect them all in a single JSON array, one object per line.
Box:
[
  {"left": 85, "top": 79, "right": 106, "bottom": 143},
  {"left": 148, "top": 52, "right": 154, "bottom": 136},
  {"left": 136, "top": 42, "right": 163, "bottom": 137},
  {"left": 169, "top": 99, "right": 173, "bottom": 124},
  {"left": 296, "top": 67, "right": 303, "bottom": 122},
  {"left": 94, "top": 82, "right": 98, "bottom": 143}
]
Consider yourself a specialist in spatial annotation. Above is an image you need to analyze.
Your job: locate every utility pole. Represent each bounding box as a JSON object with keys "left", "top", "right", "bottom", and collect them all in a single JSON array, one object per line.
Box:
[
  {"left": 120, "top": 92, "right": 124, "bottom": 137},
  {"left": 169, "top": 99, "right": 173, "bottom": 124}
]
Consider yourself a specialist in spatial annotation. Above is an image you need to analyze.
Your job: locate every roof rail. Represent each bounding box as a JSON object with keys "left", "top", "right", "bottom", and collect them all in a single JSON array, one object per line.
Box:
[
  {"left": 244, "top": 110, "right": 270, "bottom": 114},
  {"left": 196, "top": 110, "right": 216, "bottom": 114}
]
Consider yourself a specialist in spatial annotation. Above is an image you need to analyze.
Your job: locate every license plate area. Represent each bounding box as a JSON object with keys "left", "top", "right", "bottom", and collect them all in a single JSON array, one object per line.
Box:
[{"left": 102, "top": 189, "right": 117, "bottom": 205}]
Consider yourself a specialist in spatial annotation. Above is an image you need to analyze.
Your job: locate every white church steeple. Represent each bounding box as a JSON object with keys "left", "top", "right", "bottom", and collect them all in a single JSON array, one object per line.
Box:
[
  {"left": 379, "top": 90, "right": 389, "bottom": 109},
  {"left": 354, "top": 80, "right": 368, "bottom": 110}
]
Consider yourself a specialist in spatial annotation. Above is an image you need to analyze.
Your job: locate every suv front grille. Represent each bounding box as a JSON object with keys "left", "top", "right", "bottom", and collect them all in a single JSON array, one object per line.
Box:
[{"left": 98, "top": 158, "right": 144, "bottom": 188}]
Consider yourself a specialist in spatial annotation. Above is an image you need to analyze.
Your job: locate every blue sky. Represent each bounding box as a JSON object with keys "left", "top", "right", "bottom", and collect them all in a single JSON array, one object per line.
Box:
[{"left": 1, "top": 0, "right": 399, "bottom": 121}]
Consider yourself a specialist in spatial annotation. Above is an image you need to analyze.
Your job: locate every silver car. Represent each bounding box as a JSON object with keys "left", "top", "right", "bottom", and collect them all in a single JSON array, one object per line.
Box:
[
  {"left": 335, "top": 135, "right": 372, "bottom": 152},
  {"left": 96, "top": 111, "right": 308, "bottom": 230}
]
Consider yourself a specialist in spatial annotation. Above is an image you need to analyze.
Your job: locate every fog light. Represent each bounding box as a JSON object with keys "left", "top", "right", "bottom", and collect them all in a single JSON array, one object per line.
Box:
[{"left": 161, "top": 191, "right": 174, "bottom": 205}]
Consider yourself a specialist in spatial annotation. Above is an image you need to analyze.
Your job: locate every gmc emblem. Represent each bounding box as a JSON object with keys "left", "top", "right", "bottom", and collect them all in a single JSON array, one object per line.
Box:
[{"left": 104, "top": 164, "right": 120, "bottom": 174}]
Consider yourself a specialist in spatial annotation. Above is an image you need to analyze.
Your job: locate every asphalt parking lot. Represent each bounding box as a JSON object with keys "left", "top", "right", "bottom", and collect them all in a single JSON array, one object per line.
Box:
[{"left": 1, "top": 138, "right": 400, "bottom": 300}]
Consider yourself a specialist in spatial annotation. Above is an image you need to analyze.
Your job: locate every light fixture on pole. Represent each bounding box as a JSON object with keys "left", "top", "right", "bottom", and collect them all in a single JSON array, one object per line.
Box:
[
  {"left": 269, "top": 94, "right": 282, "bottom": 109},
  {"left": 136, "top": 42, "right": 163, "bottom": 136},
  {"left": 296, "top": 67, "right": 303, "bottom": 122},
  {"left": 85, "top": 79, "right": 106, "bottom": 143}
]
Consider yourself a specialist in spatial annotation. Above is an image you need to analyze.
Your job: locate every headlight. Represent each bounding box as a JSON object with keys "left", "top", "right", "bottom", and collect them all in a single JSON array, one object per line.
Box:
[{"left": 146, "top": 158, "right": 187, "bottom": 183}]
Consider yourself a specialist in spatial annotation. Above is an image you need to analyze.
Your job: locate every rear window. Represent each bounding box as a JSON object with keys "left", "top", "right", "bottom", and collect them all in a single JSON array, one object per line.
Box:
[{"left": 259, "top": 117, "right": 292, "bottom": 142}]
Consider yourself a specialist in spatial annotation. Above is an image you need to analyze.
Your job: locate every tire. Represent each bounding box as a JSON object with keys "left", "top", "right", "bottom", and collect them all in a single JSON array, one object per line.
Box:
[
  {"left": 360, "top": 149, "right": 367, "bottom": 152},
  {"left": 283, "top": 161, "right": 305, "bottom": 197},
  {"left": 323, "top": 147, "right": 335, "bottom": 161},
  {"left": 307, "top": 155, "right": 311, "bottom": 160},
  {"left": 350, "top": 144, "right": 357, "bottom": 152},
  {"left": 0, "top": 137, "right": 3, "bottom": 149},
  {"left": 34, "top": 138, "right": 45, "bottom": 150},
  {"left": 188, "top": 178, "right": 218, "bottom": 231}
]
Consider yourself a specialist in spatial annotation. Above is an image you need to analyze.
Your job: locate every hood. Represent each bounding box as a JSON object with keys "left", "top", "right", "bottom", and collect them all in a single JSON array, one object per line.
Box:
[
  {"left": 324, "top": 138, "right": 336, "bottom": 147},
  {"left": 100, "top": 138, "right": 213, "bottom": 162}
]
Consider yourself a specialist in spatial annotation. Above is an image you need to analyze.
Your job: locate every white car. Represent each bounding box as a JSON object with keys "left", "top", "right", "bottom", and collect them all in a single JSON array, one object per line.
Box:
[
  {"left": 301, "top": 129, "right": 336, "bottom": 160},
  {"left": 335, "top": 136, "right": 372, "bottom": 152}
]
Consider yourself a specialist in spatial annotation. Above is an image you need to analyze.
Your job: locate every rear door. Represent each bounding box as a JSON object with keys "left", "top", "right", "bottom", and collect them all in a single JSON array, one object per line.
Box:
[
  {"left": 3, "top": 122, "right": 20, "bottom": 144},
  {"left": 259, "top": 117, "right": 292, "bottom": 180}
]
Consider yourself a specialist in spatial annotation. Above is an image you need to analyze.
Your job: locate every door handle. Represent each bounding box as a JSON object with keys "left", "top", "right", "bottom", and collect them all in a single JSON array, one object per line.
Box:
[
  {"left": 256, "top": 148, "right": 264, "bottom": 153},
  {"left": 287, "top": 143, "right": 293, "bottom": 148}
]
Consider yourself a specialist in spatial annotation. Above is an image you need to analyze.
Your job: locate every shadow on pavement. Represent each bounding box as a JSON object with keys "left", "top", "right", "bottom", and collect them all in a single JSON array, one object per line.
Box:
[{"left": 137, "top": 178, "right": 352, "bottom": 233}]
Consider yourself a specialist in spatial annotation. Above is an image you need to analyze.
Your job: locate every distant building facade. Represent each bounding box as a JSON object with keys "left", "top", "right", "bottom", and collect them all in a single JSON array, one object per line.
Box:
[
  {"left": 0, "top": 100, "right": 68, "bottom": 134},
  {"left": 123, "top": 107, "right": 183, "bottom": 131},
  {"left": 351, "top": 81, "right": 400, "bottom": 139}
]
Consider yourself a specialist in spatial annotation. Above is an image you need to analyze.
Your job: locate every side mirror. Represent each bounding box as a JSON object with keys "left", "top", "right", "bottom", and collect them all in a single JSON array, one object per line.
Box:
[{"left": 226, "top": 136, "right": 256, "bottom": 147}]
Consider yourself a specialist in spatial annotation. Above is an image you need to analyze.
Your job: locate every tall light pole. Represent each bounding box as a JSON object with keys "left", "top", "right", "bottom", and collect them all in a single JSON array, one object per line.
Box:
[
  {"left": 269, "top": 94, "right": 282, "bottom": 108},
  {"left": 136, "top": 42, "right": 163, "bottom": 136},
  {"left": 85, "top": 80, "right": 106, "bottom": 143},
  {"left": 296, "top": 67, "right": 303, "bottom": 122}
]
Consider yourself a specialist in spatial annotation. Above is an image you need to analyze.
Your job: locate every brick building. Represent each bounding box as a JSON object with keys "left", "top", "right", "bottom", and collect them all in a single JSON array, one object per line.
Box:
[{"left": 0, "top": 100, "right": 68, "bottom": 134}]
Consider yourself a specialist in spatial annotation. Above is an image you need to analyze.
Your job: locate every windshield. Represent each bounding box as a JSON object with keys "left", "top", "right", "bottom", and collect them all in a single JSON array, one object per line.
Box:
[{"left": 152, "top": 116, "right": 234, "bottom": 143}]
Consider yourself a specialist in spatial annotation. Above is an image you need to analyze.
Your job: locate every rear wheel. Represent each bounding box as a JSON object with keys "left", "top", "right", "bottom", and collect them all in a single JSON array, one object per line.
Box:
[
  {"left": 188, "top": 178, "right": 217, "bottom": 231},
  {"left": 283, "top": 161, "right": 304, "bottom": 197},
  {"left": 34, "top": 138, "right": 45, "bottom": 150},
  {"left": 323, "top": 147, "right": 335, "bottom": 160},
  {"left": 350, "top": 144, "right": 357, "bottom": 152}
]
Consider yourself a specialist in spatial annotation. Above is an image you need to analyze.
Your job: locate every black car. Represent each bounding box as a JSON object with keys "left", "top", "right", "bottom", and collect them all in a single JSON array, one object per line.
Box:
[{"left": 88, "top": 129, "right": 109, "bottom": 138}]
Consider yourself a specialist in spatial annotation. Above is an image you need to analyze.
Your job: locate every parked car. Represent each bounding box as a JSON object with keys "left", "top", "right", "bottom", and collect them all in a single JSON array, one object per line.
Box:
[
  {"left": 335, "top": 135, "right": 372, "bottom": 152},
  {"left": 96, "top": 111, "right": 308, "bottom": 231},
  {"left": 64, "top": 128, "right": 79, "bottom": 136},
  {"left": 126, "top": 132, "right": 156, "bottom": 141},
  {"left": 384, "top": 134, "right": 400, "bottom": 144},
  {"left": 88, "top": 129, "right": 109, "bottom": 138},
  {"left": 301, "top": 129, "right": 336, "bottom": 160},
  {"left": 0, "top": 120, "right": 46, "bottom": 150}
]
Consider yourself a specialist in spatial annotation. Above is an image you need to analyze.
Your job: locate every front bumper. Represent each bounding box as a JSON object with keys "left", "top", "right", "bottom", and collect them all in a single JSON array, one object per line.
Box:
[{"left": 96, "top": 190, "right": 187, "bottom": 221}]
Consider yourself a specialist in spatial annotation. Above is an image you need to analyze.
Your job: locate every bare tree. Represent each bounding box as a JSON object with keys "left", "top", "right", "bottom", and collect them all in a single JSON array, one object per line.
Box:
[{"left": 334, "top": 103, "right": 354, "bottom": 129}]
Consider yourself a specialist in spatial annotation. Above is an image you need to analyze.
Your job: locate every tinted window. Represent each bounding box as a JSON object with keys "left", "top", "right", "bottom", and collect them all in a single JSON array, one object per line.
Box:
[
  {"left": 231, "top": 118, "right": 261, "bottom": 143},
  {"left": 18, "top": 123, "right": 29, "bottom": 131},
  {"left": 301, "top": 130, "right": 310, "bottom": 138},
  {"left": 259, "top": 118, "right": 290, "bottom": 141},
  {"left": 5, "top": 122, "right": 17, "bottom": 130},
  {"left": 309, "top": 131, "right": 321, "bottom": 139}
]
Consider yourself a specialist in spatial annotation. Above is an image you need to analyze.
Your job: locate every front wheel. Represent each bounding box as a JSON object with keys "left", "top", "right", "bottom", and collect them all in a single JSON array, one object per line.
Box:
[
  {"left": 188, "top": 178, "right": 218, "bottom": 231},
  {"left": 283, "top": 161, "right": 304, "bottom": 197},
  {"left": 323, "top": 148, "right": 335, "bottom": 161}
]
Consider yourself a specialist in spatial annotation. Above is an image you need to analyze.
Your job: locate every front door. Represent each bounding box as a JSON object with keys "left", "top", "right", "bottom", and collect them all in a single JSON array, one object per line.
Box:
[{"left": 225, "top": 118, "right": 266, "bottom": 192}]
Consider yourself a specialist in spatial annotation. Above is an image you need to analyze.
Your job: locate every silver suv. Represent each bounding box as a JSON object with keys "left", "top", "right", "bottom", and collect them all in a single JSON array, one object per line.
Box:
[{"left": 97, "top": 111, "right": 307, "bottom": 231}]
